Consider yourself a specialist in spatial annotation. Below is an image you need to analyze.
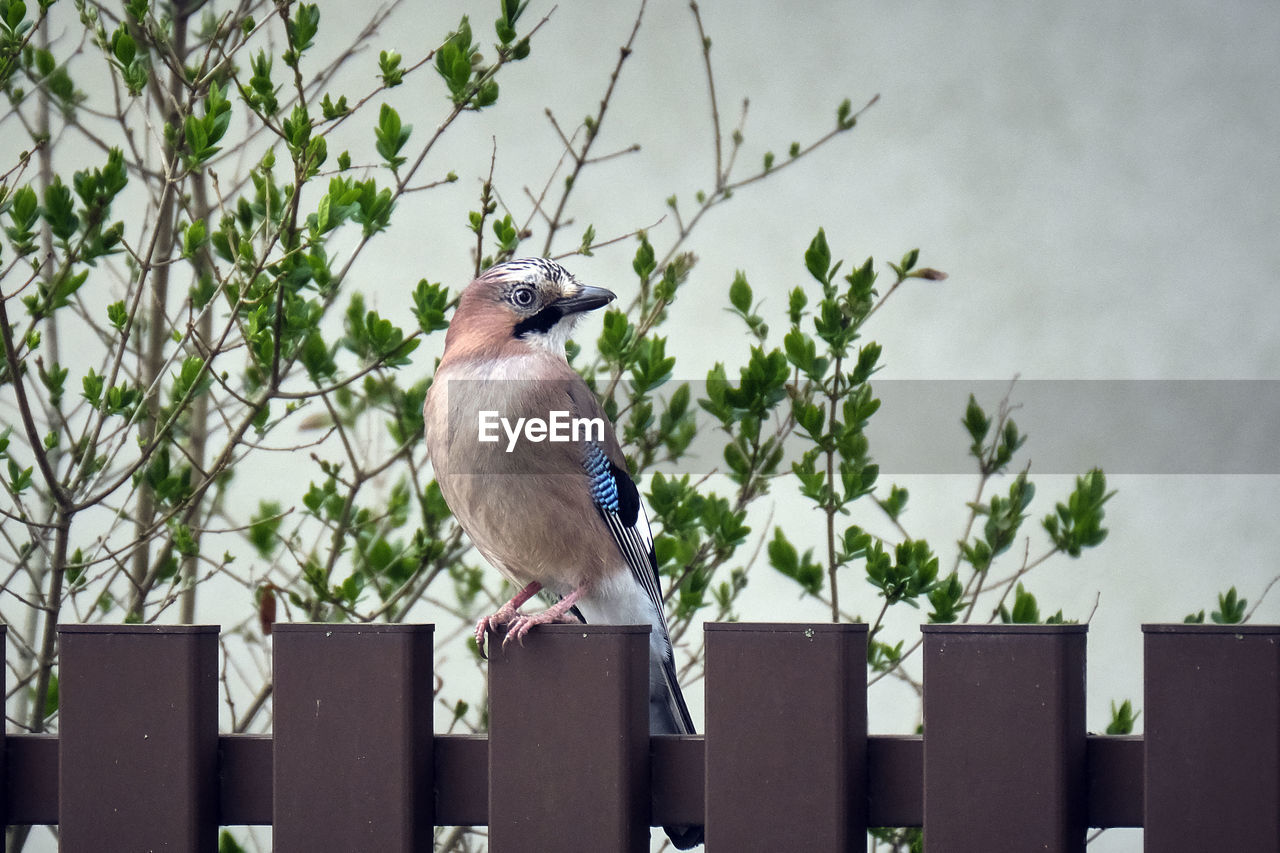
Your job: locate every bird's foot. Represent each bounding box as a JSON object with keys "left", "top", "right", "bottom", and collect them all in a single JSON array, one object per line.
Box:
[
  {"left": 503, "top": 605, "right": 583, "bottom": 648},
  {"left": 474, "top": 603, "right": 521, "bottom": 659},
  {"left": 474, "top": 581, "right": 546, "bottom": 658}
]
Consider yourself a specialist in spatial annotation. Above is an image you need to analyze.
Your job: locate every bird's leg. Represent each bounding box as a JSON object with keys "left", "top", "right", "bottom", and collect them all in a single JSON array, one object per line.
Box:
[
  {"left": 475, "top": 581, "right": 543, "bottom": 658},
  {"left": 503, "top": 583, "right": 588, "bottom": 648}
]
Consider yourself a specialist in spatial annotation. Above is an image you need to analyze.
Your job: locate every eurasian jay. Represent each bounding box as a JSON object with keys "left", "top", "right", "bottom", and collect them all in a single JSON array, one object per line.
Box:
[{"left": 422, "top": 258, "right": 703, "bottom": 849}]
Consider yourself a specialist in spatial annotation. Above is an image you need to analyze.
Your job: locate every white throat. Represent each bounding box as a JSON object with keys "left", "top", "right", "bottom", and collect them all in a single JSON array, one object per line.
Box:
[{"left": 523, "top": 314, "right": 578, "bottom": 358}]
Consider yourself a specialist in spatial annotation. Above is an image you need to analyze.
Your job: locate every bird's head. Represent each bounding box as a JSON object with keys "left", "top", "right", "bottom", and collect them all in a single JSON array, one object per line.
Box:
[{"left": 446, "top": 258, "right": 616, "bottom": 358}]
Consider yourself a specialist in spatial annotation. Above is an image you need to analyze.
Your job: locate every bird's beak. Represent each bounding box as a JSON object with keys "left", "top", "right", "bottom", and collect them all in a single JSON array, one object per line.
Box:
[{"left": 555, "top": 284, "right": 616, "bottom": 315}]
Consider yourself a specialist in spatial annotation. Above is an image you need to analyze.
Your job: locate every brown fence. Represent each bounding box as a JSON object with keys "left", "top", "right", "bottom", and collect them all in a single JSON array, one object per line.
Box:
[{"left": 2, "top": 621, "right": 1277, "bottom": 852}]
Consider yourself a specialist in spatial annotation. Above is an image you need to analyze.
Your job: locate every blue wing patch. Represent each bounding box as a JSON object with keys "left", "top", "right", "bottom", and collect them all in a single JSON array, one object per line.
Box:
[{"left": 583, "top": 441, "right": 620, "bottom": 513}]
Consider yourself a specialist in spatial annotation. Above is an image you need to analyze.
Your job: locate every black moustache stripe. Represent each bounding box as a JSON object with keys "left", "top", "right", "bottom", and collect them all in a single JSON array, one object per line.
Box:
[{"left": 512, "top": 305, "right": 563, "bottom": 338}]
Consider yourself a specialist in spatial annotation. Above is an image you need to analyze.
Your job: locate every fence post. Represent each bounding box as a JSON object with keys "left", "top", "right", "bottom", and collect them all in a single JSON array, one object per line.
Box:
[
  {"left": 273, "top": 623, "right": 434, "bottom": 853},
  {"left": 704, "top": 622, "right": 868, "bottom": 850},
  {"left": 1144, "top": 623, "right": 1280, "bottom": 852},
  {"left": 58, "top": 624, "right": 219, "bottom": 852},
  {"left": 922, "top": 624, "right": 1087, "bottom": 852},
  {"left": 487, "top": 623, "right": 650, "bottom": 852},
  {"left": 0, "top": 623, "right": 5, "bottom": 829}
]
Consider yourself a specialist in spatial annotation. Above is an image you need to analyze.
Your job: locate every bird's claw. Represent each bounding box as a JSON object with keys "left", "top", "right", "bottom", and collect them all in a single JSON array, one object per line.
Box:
[
  {"left": 478, "top": 600, "right": 583, "bottom": 656},
  {"left": 502, "top": 616, "right": 534, "bottom": 649},
  {"left": 501, "top": 607, "right": 581, "bottom": 649},
  {"left": 474, "top": 603, "right": 518, "bottom": 659}
]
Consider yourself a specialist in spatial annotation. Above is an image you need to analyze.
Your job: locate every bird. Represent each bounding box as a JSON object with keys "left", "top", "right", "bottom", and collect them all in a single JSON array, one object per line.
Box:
[{"left": 422, "top": 257, "right": 704, "bottom": 849}]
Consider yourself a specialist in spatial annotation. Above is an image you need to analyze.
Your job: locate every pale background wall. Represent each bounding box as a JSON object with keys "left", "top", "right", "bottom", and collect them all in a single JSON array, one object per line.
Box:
[{"left": 382, "top": 4, "right": 1280, "bottom": 850}]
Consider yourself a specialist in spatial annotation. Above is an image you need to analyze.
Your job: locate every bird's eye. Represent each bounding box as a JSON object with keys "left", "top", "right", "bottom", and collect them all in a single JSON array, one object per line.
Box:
[{"left": 511, "top": 286, "right": 536, "bottom": 307}]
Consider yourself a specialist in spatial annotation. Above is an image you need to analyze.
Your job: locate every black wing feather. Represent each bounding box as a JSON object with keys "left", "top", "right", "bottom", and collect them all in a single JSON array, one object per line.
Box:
[{"left": 582, "top": 443, "right": 696, "bottom": 736}]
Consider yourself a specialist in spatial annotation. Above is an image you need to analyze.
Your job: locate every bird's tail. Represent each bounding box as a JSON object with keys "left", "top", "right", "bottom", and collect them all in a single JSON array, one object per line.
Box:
[
  {"left": 650, "top": 646, "right": 696, "bottom": 735},
  {"left": 653, "top": 650, "right": 704, "bottom": 849},
  {"left": 665, "top": 823, "right": 705, "bottom": 850}
]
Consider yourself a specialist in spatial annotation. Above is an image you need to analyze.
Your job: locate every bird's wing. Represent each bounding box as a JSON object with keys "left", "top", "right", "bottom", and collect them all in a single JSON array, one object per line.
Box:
[
  {"left": 564, "top": 380, "right": 669, "bottom": 626},
  {"left": 581, "top": 440, "right": 667, "bottom": 626},
  {"left": 581, "top": 439, "right": 696, "bottom": 737}
]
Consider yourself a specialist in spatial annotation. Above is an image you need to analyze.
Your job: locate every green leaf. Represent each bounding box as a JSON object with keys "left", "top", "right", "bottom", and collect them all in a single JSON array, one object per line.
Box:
[
  {"left": 320, "top": 93, "right": 349, "bottom": 119},
  {"left": 282, "top": 103, "right": 311, "bottom": 150},
  {"left": 38, "top": 360, "right": 67, "bottom": 406},
  {"left": 578, "top": 223, "right": 596, "bottom": 255},
  {"left": 219, "top": 829, "right": 249, "bottom": 853},
  {"left": 1001, "top": 582, "right": 1041, "bottom": 624},
  {"left": 963, "top": 393, "right": 990, "bottom": 451},
  {"left": 881, "top": 484, "right": 908, "bottom": 520},
  {"left": 182, "top": 218, "right": 206, "bottom": 258},
  {"left": 787, "top": 286, "right": 806, "bottom": 323},
  {"left": 378, "top": 50, "right": 403, "bottom": 87},
  {"left": 597, "top": 309, "right": 635, "bottom": 360},
  {"left": 435, "top": 16, "right": 476, "bottom": 102},
  {"left": 374, "top": 104, "right": 411, "bottom": 170},
  {"left": 6, "top": 184, "right": 39, "bottom": 254},
  {"left": 248, "top": 501, "right": 283, "bottom": 558},
  {"left": 1211, "top": 586, "right": 1247, "bottom": 624},
  {"left": 899, "top": 248, "right": 919, "bottom": 274},
  {"left": 632, "top": 235, "right": 656, "bottom": 282},
  {"left": 3, "top": 0, "right": 25, "bottom": 30},
  {"left": 805, "top": 228, "right": 831, "bottom": 284},
  {"left": 1105, "top": 699, "right": 1138, "bottom": 735},
  {"left": 926, "top": 572, "right": 963, "bottom": 623},
  {"left": 783, "top": 327, "right": 815, "bottom": 373},
  {"left": 184, "top": 81, "right": 232, "bottom": 166},
  {"left": 171, "top": 522, "right": 199, "bottom": 558},
  {"left": 82, "top": 368, "right": 104, "bottom": 406},
  {"left": 412, "top": 279, "right": 450, "bottom": 334},
  {"left": 170, "top": 355, "right": 211, "bottom": 405},
  {"left": 110, "top": 23, "right": 136, "bottom": 66},
  {"left": 630, "top": 336, "right": 675, "bottom": 394},
  {"left": 767, "top": 528, "right": 824, "bottom": 595},
  {"left": 496, "top": 0, "right": 526, "bottom": 43},
  {"left": 492, "top": 214, "right": 518, "bottom": 253},
  {"left": 1042, "top": 468, "right": 1113, "bottom": 557},
  {"left": 40, "top": 672, "right": 57, "bottom": 721},
  {"left": 246, "top": 50, "right": 279, "bottom": 115},
  {"left": 836, "top": 97, "right": 856, "bottom": 130},
  {"left": 728, "top": 271, "right": 752, "bottom": 313},
  {"left": 42, "top": 176, "right": 78, "bottom": 241},
  {"left": 50, "top": 269, "right": 88, "bottom": 309},
  {"left": 7, "top": 459, "right": 33, "bottom": 494},
  {"left": 299, "top": 331, "right": 337, "bottom": 381},
  {"left": 286, "top": 3, "right": 320, "bottom": 58}
]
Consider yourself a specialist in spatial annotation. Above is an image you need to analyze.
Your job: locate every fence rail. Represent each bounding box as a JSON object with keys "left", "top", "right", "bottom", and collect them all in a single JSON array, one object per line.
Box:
[{"left": 2, "top": 621, "right": 1277, "bottom": 852}]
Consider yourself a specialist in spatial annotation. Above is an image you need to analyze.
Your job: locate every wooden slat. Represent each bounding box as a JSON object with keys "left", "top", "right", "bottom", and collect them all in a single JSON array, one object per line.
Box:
[
  {"left": 434, "top": 735, "right": 488, "bottom": 827},
  {"left": 272, "top": 623, "right": 434, "bottom": 852},
  {"left": 705, "top": 623, "right": 868, "bottom": 850},
  {"left": 487, "top": 624, "right": 650, "bottom": 852},
  {"left": 1144, "top": 624, "right": 1280, "bottom": 851},
  {"left": 923, "top": 624, "right": 1087, "bottom": 852},
  {"left": 1087, "top": 735, "right": 1143, "bottom": 827},
  {"left": 58, "top": 625, "right": 219, "bottom": 852},
  {"left": 218, "top": 734, "right": 272, "bottom": 825},
  {"left": 868, "top": 735, "right": 923, "bottom": 827}
]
